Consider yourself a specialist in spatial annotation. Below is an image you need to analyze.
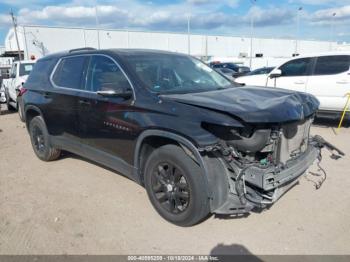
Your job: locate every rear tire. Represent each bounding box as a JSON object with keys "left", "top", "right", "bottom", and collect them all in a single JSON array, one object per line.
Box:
[
  {"left": 144, "top": 144, "right": 210, "bottom": 226},
  {"left": 29, "top": 116, "right": 61, "bottom": 161},
  {"left": 5, "top": 93, "right": 16, "bottom": 111}
]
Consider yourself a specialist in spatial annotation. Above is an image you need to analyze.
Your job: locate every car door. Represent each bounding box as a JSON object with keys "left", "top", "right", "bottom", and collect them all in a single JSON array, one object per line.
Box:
[
  {"left": 267, "top": 57, "right": 313, "bottom": 93},
  {"left": 78, "top": 54, "right": 138, "bottom": 175},
  {"left": 47, "top": 55, "right": 89, "bottom": 143},
  {"left": 306, "top": 55, "right": 350, "bottom": 112},
  {"left": 235, "top": 74, "right": 269, "bottom": 86}
]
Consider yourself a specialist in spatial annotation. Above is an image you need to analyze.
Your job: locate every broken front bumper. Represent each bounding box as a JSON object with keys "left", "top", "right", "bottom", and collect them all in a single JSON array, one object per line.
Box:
[
  {"left": 244, "top": 146, "right": 319, "bottom": 192},
  {"left": 214, "top": 145, "right": 320, "bottom": 215},
  {"left": 213, "top": 136, "right": 344, "bottom": 215}
]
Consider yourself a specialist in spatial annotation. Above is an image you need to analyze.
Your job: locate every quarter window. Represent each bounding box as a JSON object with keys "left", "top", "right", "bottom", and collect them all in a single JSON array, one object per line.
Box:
[
  {"left": 26, "top": 59, "right": 56, "bottom": 88},
  {"left": 52, "top": 56, "right": 87, "bottom": 89},
  {"left": 313, "top": 55, "right": 350, "bottom": 75},
  {"left": 279, "top": 58, "right": 312, "bottom": 77},
  {"left": 86, "top": 56, "right": 131, "bottom": 92}
]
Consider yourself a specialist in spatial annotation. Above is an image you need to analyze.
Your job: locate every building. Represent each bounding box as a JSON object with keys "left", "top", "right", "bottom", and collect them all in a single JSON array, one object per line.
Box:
[
  {"left": 0, "top": 46, "right": 5, "bottom": 56},
  {"left": 0, "top": 45, "right": 13, "bottom": 76},
  {"left": 3, "top": 25, "right": 342, "bottom": 69}
]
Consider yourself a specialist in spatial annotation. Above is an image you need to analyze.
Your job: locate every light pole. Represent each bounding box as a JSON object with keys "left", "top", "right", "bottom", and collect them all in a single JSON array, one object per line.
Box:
[
  {"left": 249, "top": 0, "right": 256, "bottom": 69},
  {"left": 95, "top": 0, "right": 101, "bottom": 49},
  {"left": 295, "top": 6, "right": 302, "bottom": 55},
  {"left": 330, "top": 12, "right": 336, "bottom": 50},
  {"left": 9, "top": 10, "right": 22, "bottom": 61},
  {"left": 187, "top": 13, "right": 191, "bottom": 55}
]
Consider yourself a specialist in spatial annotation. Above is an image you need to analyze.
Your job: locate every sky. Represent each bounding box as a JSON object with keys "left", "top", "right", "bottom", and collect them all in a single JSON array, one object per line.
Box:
[{"left": 1, "top": 0, "right": 350, "bottom": 45}]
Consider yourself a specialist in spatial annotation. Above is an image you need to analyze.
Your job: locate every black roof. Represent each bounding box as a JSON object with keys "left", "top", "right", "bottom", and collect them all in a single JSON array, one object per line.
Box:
[{"left": 40, "top": 48, "right": 187, "bottom": 61}]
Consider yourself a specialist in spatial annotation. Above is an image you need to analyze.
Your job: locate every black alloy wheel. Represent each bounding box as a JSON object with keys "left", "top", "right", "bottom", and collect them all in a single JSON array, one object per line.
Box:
[
  {"left": 29, "top": 116, "right": 61, "bottom": 161},
  {"left": 151, "top": 162, "right": 190, "bottom": 214},
  {"left": 32, "top": 125, "right": 46, "bottom": 154},
  {"left": 144, "top": 144, "right": 210, "bottom": 226}
]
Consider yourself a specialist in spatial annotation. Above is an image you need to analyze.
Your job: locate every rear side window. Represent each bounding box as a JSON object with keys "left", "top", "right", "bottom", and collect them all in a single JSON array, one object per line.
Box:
[
  {"left": 25, "top": 58, "right": 56, "bottom": 90},
  {"left": 279, "top": 58, "right": 312, "bottom": 77},
  {"left": 313, "top": 55, "right": 350, "bottom": 75},
  {"left": 52, "top": 56, "right": 87, "bottom": 89}
]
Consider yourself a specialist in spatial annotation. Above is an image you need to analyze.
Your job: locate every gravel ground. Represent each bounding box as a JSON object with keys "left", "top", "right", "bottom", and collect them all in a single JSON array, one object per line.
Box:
[{"left": 0, "top": 104, "right": 350, "bottom": 255}]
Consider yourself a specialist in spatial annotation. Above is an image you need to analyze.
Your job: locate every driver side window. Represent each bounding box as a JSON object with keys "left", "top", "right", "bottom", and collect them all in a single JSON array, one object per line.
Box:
[
  {"left": 279, "top": 58, "right": 312, "bottom": 77},
  {"left": 86, "top": 56, "right": 131, "bottom": 92}
]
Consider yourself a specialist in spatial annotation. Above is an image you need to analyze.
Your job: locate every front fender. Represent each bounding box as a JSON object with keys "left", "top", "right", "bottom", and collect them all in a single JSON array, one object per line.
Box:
[{"left": 134, "top": 129, "right": 231, "bottom": 212}]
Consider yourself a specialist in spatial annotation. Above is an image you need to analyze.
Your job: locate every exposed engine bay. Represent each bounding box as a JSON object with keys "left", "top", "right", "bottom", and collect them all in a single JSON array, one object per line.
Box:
[
  {"left": 162, "top": 86, "right": 344, "bottom": 216},
  {"left": 201, "top": 116, "right": 345, "bottom": 215}
]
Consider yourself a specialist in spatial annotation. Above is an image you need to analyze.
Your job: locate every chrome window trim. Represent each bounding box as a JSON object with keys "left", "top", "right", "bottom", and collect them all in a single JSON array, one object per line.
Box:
[{"left": 49, "top": 53, "right": 136, "bottom": 102}]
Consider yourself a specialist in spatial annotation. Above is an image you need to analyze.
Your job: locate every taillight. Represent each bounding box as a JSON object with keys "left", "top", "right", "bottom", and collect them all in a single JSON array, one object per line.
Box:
[{"left": 19, "top": 87, "right": 27, "bottom": 96}]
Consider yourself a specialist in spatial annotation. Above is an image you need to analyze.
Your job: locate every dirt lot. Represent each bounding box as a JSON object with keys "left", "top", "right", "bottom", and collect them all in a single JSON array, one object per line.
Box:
[{"left": 0, "top": 104, "right": 350, "bottom": 255}]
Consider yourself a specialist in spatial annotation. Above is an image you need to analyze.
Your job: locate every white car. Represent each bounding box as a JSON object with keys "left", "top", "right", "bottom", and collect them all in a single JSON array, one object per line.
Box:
[
  {"left": 4, "top": 60, "right": 35, "bottom": 111},
  {"left": 235, "top": 52, "right": 350, "bottom": 116},
  {"left": 0, "top": 86, "right": 6, "bottom": 103},
  {"left": 235, "top": 67, "right": 275, "bottom": 86}
]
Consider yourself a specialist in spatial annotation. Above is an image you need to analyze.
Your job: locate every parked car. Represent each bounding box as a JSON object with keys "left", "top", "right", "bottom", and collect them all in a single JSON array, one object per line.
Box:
[
  {"left": 0, "top": 85, "right": 6, "bottom": 103},
  {"left": 0, "top": 73, "right": 6, "bottom": 104},
  {"left": 1, "top": 78, "right": 11, "bottom": 104},
  {"left": 22, "top": 48, "right": 343, "bottom": 226},
  {"left": 215, "top": 67, "right": 236, "bottom": 81},
  {"left": 210, "top": 62, "right": 251, "bottom": 78},
  {"left": 4, "top": 60, "right": 35, "bottom": 120},
  {"left": 235, "top": 53, "right": 350, "bottom": 118},
  {"left": 246, "top": 66, "right": 275, "bottom": 76},
  {"left": 235, "top": 66, "right": 275, "bottom": 86},
  {"left": 233, "top": 66, "right": 251, "bottom": 77}
]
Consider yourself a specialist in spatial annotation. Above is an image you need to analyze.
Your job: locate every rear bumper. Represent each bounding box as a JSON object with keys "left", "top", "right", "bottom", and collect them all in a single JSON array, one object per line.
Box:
[
  {"left": 317, "top": 110, "right": 350, "bottom": 120},
  {"left": 214, "top": 144, "right": 320, "bottom": 215}
]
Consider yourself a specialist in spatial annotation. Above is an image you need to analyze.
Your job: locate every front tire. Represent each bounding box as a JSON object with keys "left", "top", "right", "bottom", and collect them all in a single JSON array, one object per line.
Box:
[
  {"left": 144, "top": 144, "right": 210, "bottom": 226},
  {"left": 29, "top": 116, "right": 61, "bottom": 161}
]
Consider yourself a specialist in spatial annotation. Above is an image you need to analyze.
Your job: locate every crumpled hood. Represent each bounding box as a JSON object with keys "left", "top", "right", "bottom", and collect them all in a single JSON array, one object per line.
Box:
[{"left": 161, "top": 86, "right": 320, "bottom": 123}]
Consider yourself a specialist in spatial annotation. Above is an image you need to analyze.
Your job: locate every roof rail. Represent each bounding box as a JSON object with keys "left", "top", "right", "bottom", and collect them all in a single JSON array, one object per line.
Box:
[{"left": 69, "top": 47, "right": 96, "bottom": 53}]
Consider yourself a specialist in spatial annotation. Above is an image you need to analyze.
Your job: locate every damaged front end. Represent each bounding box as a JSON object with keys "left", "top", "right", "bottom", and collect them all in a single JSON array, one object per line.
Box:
[{"left": 201, "top": 116, "right": 344, "bottom": 215}]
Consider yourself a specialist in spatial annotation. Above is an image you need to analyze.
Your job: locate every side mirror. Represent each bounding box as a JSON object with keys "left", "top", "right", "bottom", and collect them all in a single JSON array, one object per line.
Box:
[
  {"left": 269, "top": 69, "right": 282, "bottom": 78},
  {"left": 97, "top": 88, "right": 133, "bottom": 99}
]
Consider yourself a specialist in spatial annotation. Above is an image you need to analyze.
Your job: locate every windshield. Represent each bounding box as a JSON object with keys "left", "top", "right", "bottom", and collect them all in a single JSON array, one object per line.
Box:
[
  {"left": 19, "top": 63, "right": 34, "bottom": 76},
  {"left": 126, "top": 54, "right": 232, "bottom": 94}
]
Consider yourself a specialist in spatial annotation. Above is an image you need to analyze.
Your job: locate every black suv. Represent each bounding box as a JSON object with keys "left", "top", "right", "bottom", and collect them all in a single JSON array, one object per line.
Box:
[{"left": 22, "top": 48, "right": 343, "bottom": 226}]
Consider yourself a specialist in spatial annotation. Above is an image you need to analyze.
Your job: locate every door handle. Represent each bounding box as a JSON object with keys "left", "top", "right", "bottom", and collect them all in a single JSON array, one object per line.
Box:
[
  {"left": 78, "top": 99, "right": 91, "bottom": 105},
  {"left": 43, "top": 92, "right": 51, "bottom": 98},
  {"left": 294, "top": 81, "right": 305, "bottom": 85},
  {"left": 337, "top": 80, "right": 349, "bottom": 84}
]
